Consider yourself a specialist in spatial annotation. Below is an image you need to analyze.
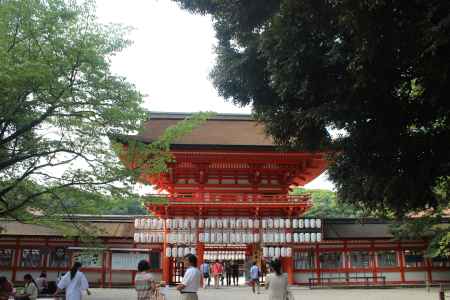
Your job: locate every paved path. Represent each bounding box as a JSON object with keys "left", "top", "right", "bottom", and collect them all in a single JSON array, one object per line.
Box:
[{"left": 66, "top": 287, "right": 443, "bottom": 300}]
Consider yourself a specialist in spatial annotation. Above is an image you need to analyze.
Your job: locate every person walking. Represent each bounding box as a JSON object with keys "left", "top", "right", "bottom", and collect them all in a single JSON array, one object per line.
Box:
[
  {"left": 265, "top": 260, "right": 289, "bottom": 300},
  {"left": 54, "top": 262, "right": 90, "bottom": 300},
  {"left": 232, "top": 261, "right": 240, "bottom": 286},
  {"left": 177, "top": 254, "right": 201, "bottom": 300},
  {"left": 134, "top": 260, "right": 156, "bottom": 300},
  {"left": 199, "top": 261, "right": 211, "bottom": 288},
  {"left": 14, "top": 274, "right": 38, "bottom": 300},
  {"left": 211, "top": 259, "right": 223, "bottom": 289},
  {"left": 36, "top": 272, "right": 48, "bottom": 294},
  {"left": 249, "top": 262, "right": 261, "bottom": 294},
  {"left": 225, "top": 261, "right": 232, "bottom": 286}
]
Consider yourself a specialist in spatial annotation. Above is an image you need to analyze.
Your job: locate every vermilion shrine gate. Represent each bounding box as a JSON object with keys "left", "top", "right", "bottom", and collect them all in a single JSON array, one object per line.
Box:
[{"left": 119, "top": 112, "right": 327, "bottom": 284}]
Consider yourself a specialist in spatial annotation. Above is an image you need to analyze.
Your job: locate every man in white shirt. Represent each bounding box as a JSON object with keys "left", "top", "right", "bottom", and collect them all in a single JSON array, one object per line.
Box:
[{"left": 177, "top": 254, "right": 201, "bottom": 300}]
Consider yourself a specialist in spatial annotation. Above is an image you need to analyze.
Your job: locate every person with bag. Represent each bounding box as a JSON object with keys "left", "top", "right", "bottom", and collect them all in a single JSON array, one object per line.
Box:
[
  {"left": 265, "top": 260, "right": 291, "bottom": 300},
  {"left": 54, "top": 262, "right": 90, "bottom": 300},
  {"left": 199, "top": 261, "right": 211, "bottom": 288},
  {"left": 14, "top": 274, "right": 38, "bottom": 300},
  {"left": 211, "top": 260, "right": 223, "bottom": 289},
  {"left": 249, "top": 262, "right": 261, "bottom": 294},
  {"left": 134, "top": 260, "right": 156, "bottom": 300}
]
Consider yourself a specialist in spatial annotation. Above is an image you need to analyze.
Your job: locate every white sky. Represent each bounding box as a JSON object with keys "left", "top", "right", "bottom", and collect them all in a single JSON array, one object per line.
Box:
[{"left": 95, "top": 0, "right": 334, "bottom": 191}]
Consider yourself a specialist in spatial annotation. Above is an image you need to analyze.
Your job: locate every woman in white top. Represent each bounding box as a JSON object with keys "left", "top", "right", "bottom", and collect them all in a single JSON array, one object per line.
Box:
[
  {"left": 54, "top": 262, "right": 90, "bottom": 300},
  {"left": 265, "top": 260, "right": 288, "bottom": 300}
]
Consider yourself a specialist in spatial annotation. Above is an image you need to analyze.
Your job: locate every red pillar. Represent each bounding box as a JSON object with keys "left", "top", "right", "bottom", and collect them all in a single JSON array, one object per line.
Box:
[
  {"left": 162, "top": 224, "right": 171, "bottom": 285},
  {"left": 196, "top": 243, "right": 205, "bottom": 286},
  {"left": 282, "top": 257, "right": 294, "bottom": 284}
]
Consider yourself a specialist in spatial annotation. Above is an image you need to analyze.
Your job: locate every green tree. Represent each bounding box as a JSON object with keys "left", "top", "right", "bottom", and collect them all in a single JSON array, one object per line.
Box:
[
  {"left": 174, "top": 0, "right": 450, "bottom": 216},
  {"left": 292, "top": 187, "right": 365, "bottom": 218},
  {"left": 0, "top": 0, "right": 213, "bottom": 225},
  {"left": 0, "top": 0, "right": 146, "bottom": 220}
]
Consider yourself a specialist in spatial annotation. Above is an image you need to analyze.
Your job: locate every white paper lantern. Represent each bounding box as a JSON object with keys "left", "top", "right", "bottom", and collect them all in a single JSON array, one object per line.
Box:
[
  {"left": 223, "top": 232, "right": 229, "bottom": 243},
  {"left": 253, "top": 233, "right": 259, "bottom": 243},
  {"left": 262, "top": 219, "right": 267, "bottom": 229},
  {"left": 242, "top": 218, "right": 248, "bottom": 228},
  {"left": 315, "top": 219, "right": 322, "bottom": 228},
  {"left": 286, "top": 232, "right": 292, "bottom": 243},
  {"left": 268, "top": 218, "right": 274, "bottom": 229},
  {"left": 254, "top": 219, "right": 260, "bottom": 228},
  {"left": 166, "top": 219, "right": 171, "bottom": 229},
  {"left": 285, "top": 219, "right": 291, "bottom": 228},
  {"left": 274, "top": 218, "right": 280, "bottom": 229},
  {"left": 316, "top": 233, "right": 322, "bottom": 242},
  {"left": 205, "top": 218, "right": 211, "bottom": 228},
  {"left": 299, "top": 219, "right": 304, "bottom": 228},
  {"left": 190, "top": 247, "right": 196, "bottom": 255},
  {"left": 236, "top": 218, "right": 242, "bottom": 229},
  {"left": 248, "top": 219, "right": 253, "bottom": 229},
  {"left": 198, "top": 219, "right": 204, "bottom": 228},
  {"left": 311, "top": 232, "right": 316, "bottom": 243},
  {"left": 293, "top": 233, "right": 299, "bottom": 243},
  {"left": 293, "top": 219, "right": 298, "bottom": 228},
  {"left": 263, "top": 247, "right": 268, "bottom": 257},
  {"left": 211, "top": 218, "right": 217, "bottom": 229},
  {"left": 299, "top": 232, "right": 305, "bottom": 243},
  {"left": 166, "top": 247, "right": 172, "bottom": 257},
  {"left": 134, "top": 219, "right": 140, "bottom": 229},
  {"left": 286, "top": 248, "right": 292, "bottom": 257},
  {"left": 268, "top": 247, "right": 274, "bottom": 257},
  {"left": 134, "top": 233, "right": 140, "bottom": 243},
  {"left": 184, "top": 247, "right": 190, "bottom": 256},
  {"left": 159, "top": 233, "right": 164, "bottom": 243},
  {"left": 235, "top": 232, "right": 241, "bottom": 243},
  {"left": 274, "top": 232, "right": 280, "bottom": 243},
  {"left": 280, "top": 232, "right": 286, "bottom": 243},
  {"left": 281, "top": 247, "right": 287, "bottom": 257},
  {"left": 151, "top": 219, "right": 157, "bottom": 229},
  {"left": 279, "top": 218, "right": 285, "bottom": 229},
  {"left": 230, "top": 218, "right": 236, "bottom": 229},
  {"left": 217, "top": 219, "right": 223, "bottom": 229},
  {"left": 305, "top": 232, "right": 310, "bottom": 243},
  {"left": 304, "top": 219, "right": 310, "bottom": 228},
  {"left": 144, "top": 219, "right": 151, "bottom": 229}
]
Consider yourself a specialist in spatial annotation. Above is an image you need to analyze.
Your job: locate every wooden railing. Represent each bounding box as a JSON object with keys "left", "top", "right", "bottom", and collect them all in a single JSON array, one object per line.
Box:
[{"left": 144, "top": 193, "right": 311, "bottom": 204}]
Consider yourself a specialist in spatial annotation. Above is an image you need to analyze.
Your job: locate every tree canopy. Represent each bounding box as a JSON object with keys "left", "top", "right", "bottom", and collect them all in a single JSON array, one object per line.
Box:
[
  {"left": 175, "top": 0, "right": 450, "bottom": 216},
  {"left": 0, "top": 0, "right": 149, "bottom": 221},
  {"left": 292, "top": 188, "right": 366, "bottom": 218}
]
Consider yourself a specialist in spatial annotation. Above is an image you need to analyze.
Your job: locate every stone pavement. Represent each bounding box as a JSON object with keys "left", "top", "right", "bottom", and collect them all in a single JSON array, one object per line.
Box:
[{"left": 46, "top": 286, "right": 442, "bottom": 300}]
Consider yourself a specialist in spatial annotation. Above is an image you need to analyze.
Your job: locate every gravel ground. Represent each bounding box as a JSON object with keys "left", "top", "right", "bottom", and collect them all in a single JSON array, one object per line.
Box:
[{"left": 43, "top": 286, "right": 444, "bottom": 300}]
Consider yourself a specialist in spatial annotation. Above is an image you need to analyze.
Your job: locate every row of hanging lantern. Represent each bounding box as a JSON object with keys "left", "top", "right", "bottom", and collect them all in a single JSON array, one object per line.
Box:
[
  {"left": 204, "top": 251, "right": 246, "bottom": 261},
  {"left": 199, "top": 231, "right": 259, "bottom": 244},
  {"left": 167, "top": 232, "right": 197, "bottom": 244},
  {"left": 262, "top": 247, "right": 293, "bottom": 258},
  {"left": 157, "top": 217, "right": 322, "bottom": 230},
  {"left": 262, "top": 232, "right": 322, "bottom": 243},
  {"left": 134, "top": 232, "right": 164, "bottom": 244},
  {"left": 261, "top": 218, "right": 322, "bottom": 229},
  {"left": 134, "top": 218, "right": 164, "bottom": 230},
  {"left": 165, "top": 247, "right": 196, "bottom": 258}
]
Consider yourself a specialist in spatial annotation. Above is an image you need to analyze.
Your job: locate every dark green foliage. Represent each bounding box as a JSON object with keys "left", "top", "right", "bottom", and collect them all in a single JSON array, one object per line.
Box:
[
  {"left": 292, "top": 187, "right": 365, "bottom": 218},
  {"left": 174, "top": 0, "right": 450, "bottom": 216}
]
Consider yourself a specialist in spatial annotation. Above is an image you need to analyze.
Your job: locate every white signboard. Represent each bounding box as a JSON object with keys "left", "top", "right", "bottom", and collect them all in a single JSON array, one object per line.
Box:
[
  {"left": 112, "top": 252, "right": 149, "bottom": 270},
  {"left": 72, "top": 252, "right": 103, "bottom": 268}
]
